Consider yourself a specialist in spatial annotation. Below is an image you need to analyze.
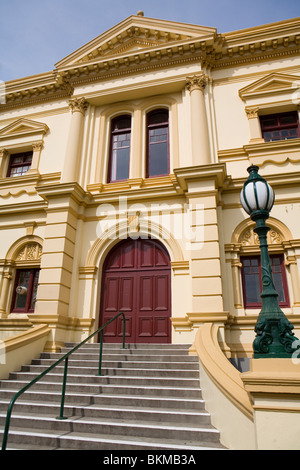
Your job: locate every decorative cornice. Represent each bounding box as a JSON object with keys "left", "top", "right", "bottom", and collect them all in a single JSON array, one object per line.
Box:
[
  {"left": 1, "top": 74, "right": 74, "bottom": 110},
  {"left": 1, "top": 17, "right": 299, "bottom": 110}
]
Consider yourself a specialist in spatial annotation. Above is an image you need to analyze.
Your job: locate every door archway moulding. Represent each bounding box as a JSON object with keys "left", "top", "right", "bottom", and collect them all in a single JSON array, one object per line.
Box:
[{"left": 84, "top": 218, "right": 185, "bottom": 273}]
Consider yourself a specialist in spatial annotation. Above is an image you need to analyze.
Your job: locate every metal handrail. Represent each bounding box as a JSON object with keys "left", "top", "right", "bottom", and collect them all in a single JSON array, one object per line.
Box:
[{"left": 1, "top": 311, "right": 126, "bottom": 450}]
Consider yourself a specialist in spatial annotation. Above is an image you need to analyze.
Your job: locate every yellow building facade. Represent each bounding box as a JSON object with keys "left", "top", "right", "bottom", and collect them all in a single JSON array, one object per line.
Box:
[{"left": 1, "top": 12, "right": 300, "bottom": 449}]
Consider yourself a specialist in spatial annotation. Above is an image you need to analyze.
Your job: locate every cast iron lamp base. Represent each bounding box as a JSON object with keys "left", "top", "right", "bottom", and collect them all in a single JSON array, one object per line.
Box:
[{"left": 240, "top": 164, "right": 299, "bottom": 359}]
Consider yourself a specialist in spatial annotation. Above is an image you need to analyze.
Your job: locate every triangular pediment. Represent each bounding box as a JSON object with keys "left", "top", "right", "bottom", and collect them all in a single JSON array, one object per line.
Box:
[
  {"left": 239, "top": 72, "right": 300, "bottom": 100},
  {"left": 55, "top": 13, "right": 216, "bottom": 69},
  {"left": 0, "top": 118, "right": 49, "bottom": 139}
]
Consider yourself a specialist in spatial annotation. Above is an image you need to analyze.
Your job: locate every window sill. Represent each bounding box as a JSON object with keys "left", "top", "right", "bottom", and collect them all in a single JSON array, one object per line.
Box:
[
  {"left": 0, "top": 172, "right": 61, "bottom": 198},
  {"left": 218, "top": 138, "right": 300, "bottom": 167},
  {"left": 0, "top": 172, "right": 41, "bottom": 198},
  {"left": 244, "top": 137, "right": 300, "bottom": 166}
]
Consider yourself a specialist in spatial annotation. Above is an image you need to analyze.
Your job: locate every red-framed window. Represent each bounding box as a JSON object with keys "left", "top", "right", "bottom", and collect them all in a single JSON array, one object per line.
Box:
[
  {"left": 107, "top": 115, "right": 131, "bottom": 183},
  {"left": 241, "top": 254, "right": 290, "bottom": 308},
  {"left": 11, "top": 268, "right": 40, "bottom": 313},
  {"left": 260, "top": 111, "right": 300, "bottom": 142},
  {"left": 146, "top": 109, "right": 169, "bottom": 178},
  {"left": 6, "top": 151, "right": 33, "bottom": 177}
]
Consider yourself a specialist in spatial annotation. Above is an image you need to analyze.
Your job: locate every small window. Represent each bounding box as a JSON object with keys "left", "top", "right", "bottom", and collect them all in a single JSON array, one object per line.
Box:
[
  {"left": 146, "top": 109, "right": 169, "bottom": 178},
  {"left": 260, "top": 111, "right": 299, "bottom": 142},
  {"left": 108, "top": 115, "right": 131, "bottom": 182},
  {"left": 11, "top": 268, "right": 40, "bottom": 313},
  {"left": 6, "top": 151, "right": 33, "bottom": 177},
  {"left": 241, "top": 254, "right": 289, "bottom": 308}
]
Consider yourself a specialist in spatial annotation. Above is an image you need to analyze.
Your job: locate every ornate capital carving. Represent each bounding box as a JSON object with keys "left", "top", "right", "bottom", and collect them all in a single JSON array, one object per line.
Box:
[
  {"left": 68, "top": 97, "right": 89, "bottom": 115},
  {"left": 32, "top": 141, "right": 43, "bottom": 152},
  {"left": 186, "top": 74, "right": 207, "bottom": 93},
  {"left": 0, "top": 148, "right": 9, "bottom": 159},
  {"left": 245, "top": 106, "right": 260, "bottom": 119},
  {"left": 2, "top": 271, "right": 12, "bottom": 281}
]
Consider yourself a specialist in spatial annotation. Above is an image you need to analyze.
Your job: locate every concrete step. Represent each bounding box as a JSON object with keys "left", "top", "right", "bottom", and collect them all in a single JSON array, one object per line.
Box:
[
  {"left": 0, "top": 342, "right": 225, "bottom": 450},
  {"left": 0, "top": 399, "right": 211, "bottom": 425},
  {"left": 32, "top": 358, "right": 199, "bottom": 370},
  {"left": 7, "top": 371, "right": 200, "bottom": 388},
  {"left": 22, "top": 364, "right": 200, "bottom": 378},
  {"left": 1, "top": 426, "right": 224, "bottom": 450},
  {"left": 0, "top": 412, "right": 219, "bottom": 442},
  {"left": 0, "top": 380, "right": 202, "bottom": 399},
  {"left": 39, "top": 352, "right": 199, "bottom": 363}
]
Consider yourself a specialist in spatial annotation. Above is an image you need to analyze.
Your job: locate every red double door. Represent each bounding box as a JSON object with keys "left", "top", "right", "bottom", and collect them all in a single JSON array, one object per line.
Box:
[{"left": 100, "top": 238, "right": 171, "bottom": 343}]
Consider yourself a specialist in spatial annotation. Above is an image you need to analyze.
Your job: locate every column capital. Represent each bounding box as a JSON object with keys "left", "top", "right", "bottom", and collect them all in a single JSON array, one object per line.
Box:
[
  {"left": 32, "top": 141, "right": 43, "bottom": 152},
  {"left": 0, "top": 148, "right": 9, "bottom": 158},
  {"left": 245, "top": 106, "right": 260, "bottom": 119},
  {"left": 68, "top": 97, "right": 89, "bottom": 115},
  {"left": 186, "top": 74, "right": 207, "bottom": 93}
]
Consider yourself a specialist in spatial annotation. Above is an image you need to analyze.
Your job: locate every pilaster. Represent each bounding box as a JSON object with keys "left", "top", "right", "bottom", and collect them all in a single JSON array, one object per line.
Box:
[
  {"left": 174, "top": 164, "right": 227, "bottom": 319},
  {"left": 35, "top": 183, "right": 86, "bottom": 322}
]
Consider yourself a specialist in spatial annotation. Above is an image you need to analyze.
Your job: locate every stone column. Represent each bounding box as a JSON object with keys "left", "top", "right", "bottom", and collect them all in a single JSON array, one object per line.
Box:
[
  {"left": 186, "top": 74, "right": 210, "bottom": 165},
  {"left": 285, "top": 255, "right": 300, "bottom": 307},
  {"left": 0, "top": 269, "right": 13, "bottom": 318},
  {"left": 27, "top": 141, "right": 43, "bottom": 174},
  {"left": 61, "top": 97, "right": 89, "bottom": 183},
  {"left": 245, "top": 107, "right": 264, "bottom": 143},
  {"left": 0, "top": 149, "right": 8, "bottom": 178}
]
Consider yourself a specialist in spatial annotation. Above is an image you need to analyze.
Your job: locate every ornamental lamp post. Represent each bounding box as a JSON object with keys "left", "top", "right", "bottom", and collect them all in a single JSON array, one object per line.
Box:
[{"left": 240, "top": 164, "right": 299, "bottom": 358}]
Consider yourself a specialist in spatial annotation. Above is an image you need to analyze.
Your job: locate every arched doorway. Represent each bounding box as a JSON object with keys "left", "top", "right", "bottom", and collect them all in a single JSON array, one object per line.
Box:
[{"left": 100, "top": 238, "right": 171, "bottom": 343}]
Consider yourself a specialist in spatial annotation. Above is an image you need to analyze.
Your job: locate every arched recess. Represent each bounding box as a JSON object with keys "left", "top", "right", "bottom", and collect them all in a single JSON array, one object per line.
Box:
[
  {"left": 5, "top": 235, "right": 43, "bottom": 262},
  {"left": 85, "top": 218, "right": 184, "bottom": 269},
  {"left": 225, "top": 217, "right": 300, "bottom": 310},
  {"left": 79, "top": 218, "right": 188, "bottom": 337},
  {"left": 0, "top": 236, "right": 43, "bottom": 316}
]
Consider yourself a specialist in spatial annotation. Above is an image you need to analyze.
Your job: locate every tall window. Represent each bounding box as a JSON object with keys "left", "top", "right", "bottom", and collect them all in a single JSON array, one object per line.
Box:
[
  {"left": 108, "top": 115, "right": 131, "bottom": 182},
  {"left": 6, "top": 151, "right": 33, "bottom": 177},
  {"left": 11, "top": 268, "right": 40, "bottom": 313},
  {"left": 241, "top": 254, "right": 289, "bottom": 308},
  {"left": 146, "top": 109, "right": 169, "bottom": 178},
  {"left": 260, "top": 111, "right": 300, "bottom": 142}
]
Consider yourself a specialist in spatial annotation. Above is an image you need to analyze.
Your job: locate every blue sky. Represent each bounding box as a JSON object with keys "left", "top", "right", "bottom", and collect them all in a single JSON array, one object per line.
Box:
[{"left": 0, "top": 0, "right": 299, "bottom": 82}]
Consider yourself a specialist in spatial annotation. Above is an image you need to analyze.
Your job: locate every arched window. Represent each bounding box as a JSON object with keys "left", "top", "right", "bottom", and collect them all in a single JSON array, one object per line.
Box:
[
  {"left": 146, "top": 109, "right": 169, "bottom": 178},
  {"left": 107, "top": 115, "right": 131, "bottom": 182},
  {"left": 225, "top": 219, "right": 298, "bottom": 311},
  {"left": 10, "top": 241, "right": 42, "bottom": 314},
  {"left": 241, "top": 253, "right": 290, "bottom": 308}
]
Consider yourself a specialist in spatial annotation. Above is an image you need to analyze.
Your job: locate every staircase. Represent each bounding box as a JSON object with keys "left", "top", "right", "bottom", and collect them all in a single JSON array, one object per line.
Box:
[{"left": 0, "top": 343, "right": 225, "bottom": 450}]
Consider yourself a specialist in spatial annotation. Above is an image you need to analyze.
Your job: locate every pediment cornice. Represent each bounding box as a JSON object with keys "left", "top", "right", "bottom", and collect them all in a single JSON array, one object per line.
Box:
[
  {"left": 55, "top": 14, "right": 217, "bottom": 69},
  {"left": 239, "top": 72, "right": 300, "bottom": 101},
  {"left": 1, "top": 15, "right": 299, "bottom": 110},
  {"left": 0, "top": 118, "right": 49, "bottom": 139}
]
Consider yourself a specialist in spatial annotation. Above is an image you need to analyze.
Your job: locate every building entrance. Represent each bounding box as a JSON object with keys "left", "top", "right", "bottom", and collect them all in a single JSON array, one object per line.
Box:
[{"left": 100, "top": 238, "right": 171, "bottom": 343}]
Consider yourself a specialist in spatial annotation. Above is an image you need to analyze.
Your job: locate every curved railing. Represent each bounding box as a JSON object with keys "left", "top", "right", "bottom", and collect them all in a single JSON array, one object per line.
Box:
[{"left": 1, "top": 312, "right": 126, "bottom": 451}]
